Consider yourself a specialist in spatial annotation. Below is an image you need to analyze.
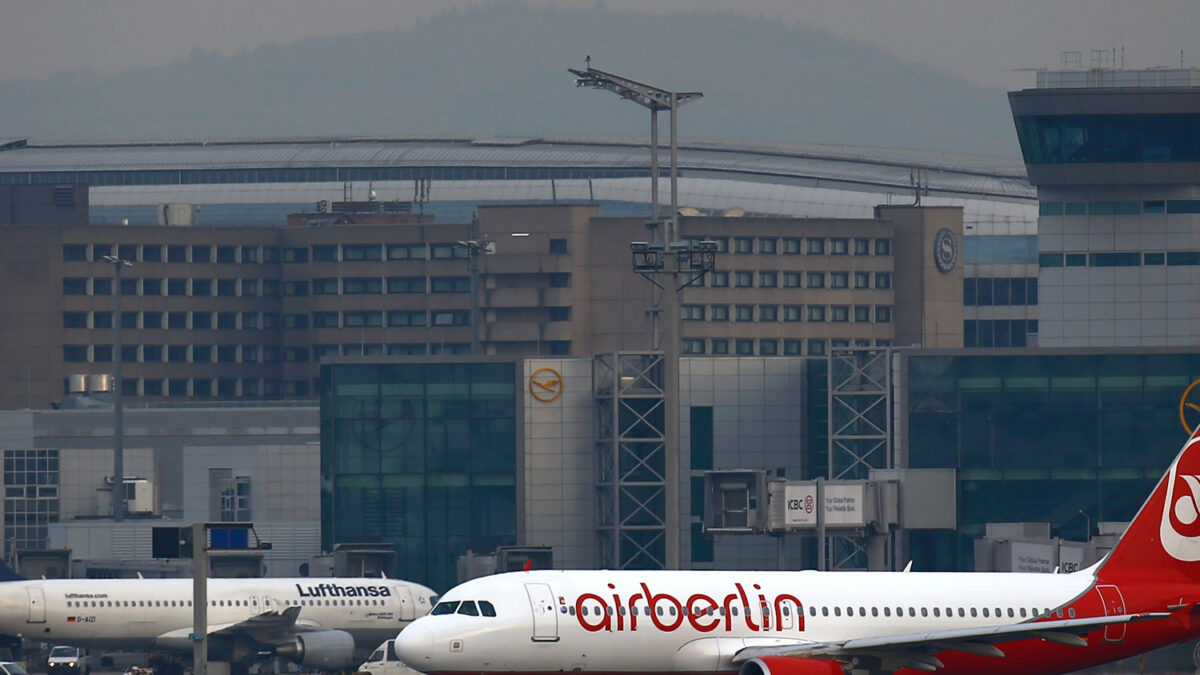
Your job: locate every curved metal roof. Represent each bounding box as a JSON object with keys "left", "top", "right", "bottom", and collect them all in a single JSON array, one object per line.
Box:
[{"left": 0, "top": 135, "right": 1033, "bottom": 201}]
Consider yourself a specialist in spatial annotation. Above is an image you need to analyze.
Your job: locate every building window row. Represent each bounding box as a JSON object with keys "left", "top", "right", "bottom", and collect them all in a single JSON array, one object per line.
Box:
[
  {"left": 683, "top": 337, "right": 890, "bottom": 357},
  {"left": 62, "top": 277, "right": 278, "bottom": 297},
  {"left": 62, "top": 244, "right": 285, "bottom": 264},
  {"left": 1039, "top": 250, "right": 1200, "bottom": 268},
  {"left": 65, "top": 344, "right": 287, "bottom": 364},
  {"left": 1039, "top": 200, "right": 1200, "bottom": 217},
  {"left": 682, "top": 304, "right": 892, "bottom": 324},
  {"left": 964, "top": 278, "right": 1038, "bottom": 306},
  {"left": 60, "top": 377, "right": 308, "bottom": 398},
  {"left": 65, "top": 311, "right": 281, "bottom": 331},
  {"left": 963, "top": 319, "right": 1038, "bottom": 348},
  {"left": 1014, "top": 113, "right": 1200, "bottom": 165},
  {"left": 697, "top": 236, "right": 892, "bottom": 257},
  {"left": 707, "top": 270, "right": 891, "bottom": 290},
  {"left": 311, "top": 310, "right": 472, "bottom": 329},
  {"left": 60, "top": 273, "right": 492, "bottom": 297},
  {"left": 314, "top": 343, "right": 473, "bottom": 358}
]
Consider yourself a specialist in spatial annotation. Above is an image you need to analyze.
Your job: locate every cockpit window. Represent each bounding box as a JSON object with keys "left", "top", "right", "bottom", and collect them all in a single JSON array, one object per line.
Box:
[
  {"left": 479, "top": 601, "right": 497, "bottom": 617},
  {"left": 367, "top": 650, "right": 384, "bottom": 663},
  {"left": 457, "top": 601, "right": 479, "bottom": 616},
  {"left": 431, "top": 601, "right": 460, "bottom": 615}
]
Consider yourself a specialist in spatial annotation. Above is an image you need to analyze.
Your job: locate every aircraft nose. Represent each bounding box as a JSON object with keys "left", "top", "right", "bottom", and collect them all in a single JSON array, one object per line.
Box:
[{"left": 394, "top": 623, "right": 435, "bottom": 667}]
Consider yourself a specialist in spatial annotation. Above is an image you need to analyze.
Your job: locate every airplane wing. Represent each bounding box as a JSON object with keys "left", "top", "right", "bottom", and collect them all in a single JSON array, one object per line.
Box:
[
  {"left": 155, "top": 606, "right": 328, "bottom": 646},
  {"left": 732, "top": 612, "right": 1169, "bottom": 671}
]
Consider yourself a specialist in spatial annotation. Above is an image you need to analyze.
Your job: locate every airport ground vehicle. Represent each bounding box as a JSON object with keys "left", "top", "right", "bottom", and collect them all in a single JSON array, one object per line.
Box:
[
  {"left": 357, "top": 640, "right": 422, "bottom": 675},
  {"left": 47, "top": 646, "right": 91, "bottom": 675},
  {"left": 0, "top": 662, "right": 28, "bottom": 675}
]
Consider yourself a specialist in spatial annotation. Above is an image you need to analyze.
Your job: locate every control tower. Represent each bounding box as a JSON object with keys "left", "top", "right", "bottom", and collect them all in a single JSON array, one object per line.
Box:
[{"left": 1009, "top": 66, "right": 1200, "bottom": 346}]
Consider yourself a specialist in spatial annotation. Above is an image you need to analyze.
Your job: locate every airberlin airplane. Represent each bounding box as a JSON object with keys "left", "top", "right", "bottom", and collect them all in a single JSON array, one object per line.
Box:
[{"left": 395, "top": 425, "right": 1200, "bottom": 675}]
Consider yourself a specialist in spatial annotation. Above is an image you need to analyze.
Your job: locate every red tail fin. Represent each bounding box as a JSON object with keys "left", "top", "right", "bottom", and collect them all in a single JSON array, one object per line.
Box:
[{"left": 1099, "top": 426, "right": 1200, "bottom": 584}]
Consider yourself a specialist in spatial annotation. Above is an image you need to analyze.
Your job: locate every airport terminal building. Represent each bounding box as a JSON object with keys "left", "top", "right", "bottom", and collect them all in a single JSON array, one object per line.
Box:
[{"left": 0, "top": 68, "right": 1198, "bottom": 618}]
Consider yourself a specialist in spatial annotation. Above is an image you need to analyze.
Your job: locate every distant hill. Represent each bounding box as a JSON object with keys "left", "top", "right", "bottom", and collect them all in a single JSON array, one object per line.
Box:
[{"left": 0, "top": 3, "right": 1021, "bottom": 157}]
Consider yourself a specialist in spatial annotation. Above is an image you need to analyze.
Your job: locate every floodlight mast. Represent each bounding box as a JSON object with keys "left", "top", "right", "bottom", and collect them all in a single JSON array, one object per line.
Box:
[{"left": 569, "top": 64, "right": 703, "bottom": 571}]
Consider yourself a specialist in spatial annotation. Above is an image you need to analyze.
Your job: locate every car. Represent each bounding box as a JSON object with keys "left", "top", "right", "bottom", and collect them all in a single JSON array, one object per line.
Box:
[
  {"left": 46, "top": 647, "right": 91, "bottom": 675},
  {"left": 356, "top": 641, "right": 422, "bottom": 675},
  {"left": 0, "top": 661, "right": 28, "bottom": 675}
]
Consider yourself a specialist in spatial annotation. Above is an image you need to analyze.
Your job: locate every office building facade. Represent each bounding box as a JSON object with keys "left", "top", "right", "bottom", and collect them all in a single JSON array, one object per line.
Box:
[{"left": 0, "top": 203, "right": 961, "bottom": 410}]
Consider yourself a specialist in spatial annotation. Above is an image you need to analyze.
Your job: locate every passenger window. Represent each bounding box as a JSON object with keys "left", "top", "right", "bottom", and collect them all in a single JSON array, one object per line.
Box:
[
  {"left": 656, "top": 606, "right": 664, "bottom": 616},
  {"left": 821, "top": 607, "right": 829, "bottom": 617},
  {"left": 871, "top": 607, "right": 878, "bottom": 617},
  {"left": 932, "top": 608, "right": 940, "bottom": 617},
  {"left": 970, "top": 608, "right": 977, "bottom": 617},
  {"left": 457, "top": 601, "right": 479, "bottom": 616},
  {"left": 1068, "top": 609, "right": 1076, "bottom": 618},
  {"left": 669, "top": 606, "right": 676, "bottom": 616},
  {"left": 1007, "top": 608, "right": 1015, "bottom": 618},
  {"left": 431, "top": 601, "right": 460, "bottom": 615},
  {"left": 982, "top": 608, "right": 990, "bottom": 617},
  {"left": 958, "top": 608, "right": 964, "bottom": 617},
  {"left": 731, "top": 607, "right": 738, "bottom": 616},
  {"left": 1019, "top": 608, "right": 1027, "bottom": 618},
  {"left": 833, "top": 607, "right": 841, "bottom": 617},
  {"left": 567, "top": 606, "right": 575, "bottom": 616},
  {"left": 921, "top": 608, "right": 928, "bottom": 617},
  {"left": 858, "top": 607, "right": 865, "bottom": 617},
  {"left": 908, "top": 608, "right": 915, "bottom": 617},
  {"left": 883, "top": 607, "right": 891, "bottom": 617}
]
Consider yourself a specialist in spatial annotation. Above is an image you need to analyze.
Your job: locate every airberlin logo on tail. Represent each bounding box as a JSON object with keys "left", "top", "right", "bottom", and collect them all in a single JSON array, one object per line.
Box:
[{"left": 1160, "top": 437, "right": 1200, "bottom": 561}]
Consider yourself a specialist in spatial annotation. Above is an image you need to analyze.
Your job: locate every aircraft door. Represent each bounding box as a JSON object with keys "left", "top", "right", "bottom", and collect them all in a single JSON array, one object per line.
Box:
[
  {"left": 26, "top": 586, "right": 45, "bottom": 623},
  {"left": 1095, "top": 585, "right": 1127, "bottom": 643},
  {"left": 777, "top": 598, "right": 799, "bottom": 631},
  {"left": 394, "top": 584, "right": 415, "bottom": 621},
  {"left": 249, "top": 596, "right": 275, "bottom": 615},
  {"left": 524, "top": 583, "right": 559, "bottom": 642}
]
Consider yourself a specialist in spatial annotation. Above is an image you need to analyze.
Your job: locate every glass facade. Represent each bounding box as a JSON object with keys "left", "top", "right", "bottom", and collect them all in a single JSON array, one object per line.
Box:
[
  {"left": 1013, "top": 113, "right": 1200, "bottom": 164},
  {"left": 904, "top": 352, "right": 1200, "bottom": 572},
  {"left": 3, "top": 449, "right": 60, "bottom": 551},
  {"left": 321, "top": 362, "right": 518, "bottom": 591}
]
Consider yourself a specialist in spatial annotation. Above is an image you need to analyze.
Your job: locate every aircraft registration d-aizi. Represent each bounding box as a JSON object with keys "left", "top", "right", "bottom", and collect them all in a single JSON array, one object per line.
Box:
[
  {"left": 395, "top": 425, "right": 1200, "bottom": 675},
  {"left": 0, "top": 568, "right": 437, "bottom": 674}
]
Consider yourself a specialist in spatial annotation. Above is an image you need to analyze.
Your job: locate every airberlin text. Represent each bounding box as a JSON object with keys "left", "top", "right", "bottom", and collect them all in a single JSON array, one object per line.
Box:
[
  {"left": 575, "top": 583, "right": 803, "bottom": 633},
  {"left": 295, "top": 583, "right": 392, "bottom": 598}
]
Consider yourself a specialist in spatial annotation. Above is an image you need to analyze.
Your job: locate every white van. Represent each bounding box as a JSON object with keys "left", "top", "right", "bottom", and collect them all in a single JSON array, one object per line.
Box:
[
  {"left": 357, "top": 641, "right": 422, "bottom": 675},
  {"left": 46, "top": 647, "right": 91, "bottom": 675}
]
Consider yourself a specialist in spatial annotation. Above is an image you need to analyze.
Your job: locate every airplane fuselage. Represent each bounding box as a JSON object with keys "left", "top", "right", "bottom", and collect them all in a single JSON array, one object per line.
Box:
[
  {"left": 0, "top": 576, "right": 434, "bottom": 652},
  {"left": 395, "top": 568, "right": 1198, "bottom": 675}
]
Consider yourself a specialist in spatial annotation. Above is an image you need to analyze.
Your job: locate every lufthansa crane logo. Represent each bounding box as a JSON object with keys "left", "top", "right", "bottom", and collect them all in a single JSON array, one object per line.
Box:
[
  {"left": 529, "top": 367, "right": 563, "bottom": 403},
  {"left": 1180, "top": 379, "right": 1200, "bottom": 434},
  {"left": 933, "top": 228, "right": 957, "bottom": 274}
]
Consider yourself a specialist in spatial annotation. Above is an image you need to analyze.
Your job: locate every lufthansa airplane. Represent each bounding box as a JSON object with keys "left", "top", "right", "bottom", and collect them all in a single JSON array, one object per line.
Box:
[
  {"left": 395, "top": 425, "right": 1200, "bottom": 675},
  {"left": 0, "top": 568, "right": 437, "bottom": 673}
]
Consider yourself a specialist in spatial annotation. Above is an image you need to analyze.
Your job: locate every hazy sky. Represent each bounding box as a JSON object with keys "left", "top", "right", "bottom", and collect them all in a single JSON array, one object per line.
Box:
[{"left": 2, "top": 0, "right": 1197, "bottom": 90}]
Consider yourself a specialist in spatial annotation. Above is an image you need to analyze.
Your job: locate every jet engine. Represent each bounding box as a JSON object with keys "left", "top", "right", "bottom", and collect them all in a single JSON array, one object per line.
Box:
[
  {"left": 274, "top": 630, "right": 356, "bottom": 669},
  {"left": 738, "top": 656, "right": 847, "bottom": 675}
]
